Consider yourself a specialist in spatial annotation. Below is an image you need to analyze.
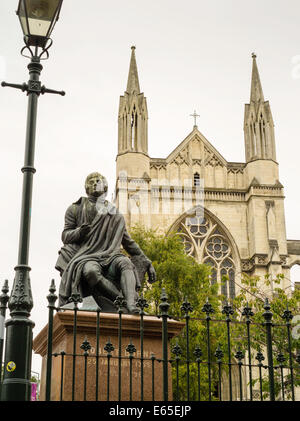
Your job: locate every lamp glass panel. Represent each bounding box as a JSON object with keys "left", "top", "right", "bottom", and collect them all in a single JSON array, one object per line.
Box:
[
  {"left": 25, "top": 0, "right": 60, "bottom": 37},
  {"left": 18, "top": 1, "right": 30, "bottom": 36}
]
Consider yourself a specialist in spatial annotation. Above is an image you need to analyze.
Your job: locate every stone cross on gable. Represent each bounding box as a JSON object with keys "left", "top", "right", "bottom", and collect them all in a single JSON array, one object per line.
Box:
[{"left": 190, "top": 110, "right": 200, "bottom": 128}]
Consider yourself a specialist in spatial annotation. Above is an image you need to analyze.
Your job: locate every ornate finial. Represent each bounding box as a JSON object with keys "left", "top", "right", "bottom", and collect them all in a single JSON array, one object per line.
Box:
[
  {"left": 242, "top": 302, "right": 254, "bottom": 320},
  {"left": 126, "top": 339, "right": 137, "bottom": 356},
  {"left": 136, "top": 293, "right": 149, "bottom": 314},
  {"left": 194, "top": 345, "right": 203, "bottom": 361},
  {"left": 47, "top": 279, "right": 57, "bottom": 308},
  {"left": 235, "top": 347, "right": 245, "bottom": 362},
  {"left": 263, "top": 297, "right": 273, "bottom": 324},
  {"left": 276, "top": 351, "right": 286, "bottom": 365},
  {"left": 215, "top": 344, "right": 224, "bottom": 362},
  {"left": 1, "top": 279, "right": 9, "bottom": 295},
  {"left": 282, "top": 303, "right": 293, "bottom": 323},
  {"left": 181, "top": 297, "right": 193, "bottom": 316},
  {"left": 114, "top": 294, "right": 127, "bottom": 313},
  {"left": 201, "top": 297, "right": 214, "bottom": 319},
  {"left": 80, "top": 337, "right": 91, "bottom": 354},
  {"left": 222, "top": 300, "right": 234, "bottom": 319},
  {"left": 256, "top": 349, "right": 265, "bottom": 363},
  {"left": 0, "top": 280, "right": 9, "bottom": 309},
  {"left": 68, "top": 292, "right": 82, "bottom": 306},
  {"left": 159, "top": 288, "right": 170, "bottom": 317},
  {"left": 252, "top": 52, "right": 257, "bottom": 59},
  {"left": 104, "top": 339, "right": 115, "bottom": 355},
  {"left": 172, "top": 341, "right": 182, "bottom": 359}
]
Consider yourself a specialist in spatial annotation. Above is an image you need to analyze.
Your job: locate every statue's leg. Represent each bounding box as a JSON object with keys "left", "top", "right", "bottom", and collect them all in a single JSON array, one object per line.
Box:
[
  {"left": 120, "top": 270, "right": 140, "bottom": 314},
  {"left": 114, "top": 257, "right": 139, "bottom": 314},
  {"left": 82, "top": 261, "right": 120, "bottom": 303}
]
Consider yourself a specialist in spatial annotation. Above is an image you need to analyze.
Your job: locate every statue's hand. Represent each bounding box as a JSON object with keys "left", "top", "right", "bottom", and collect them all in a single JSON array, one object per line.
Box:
[
  {"left": 80, "top": 223, "right": 91, "bottom": 237},
  {"left": 147, "top": 264, "right": 157, "bottom": 284}
]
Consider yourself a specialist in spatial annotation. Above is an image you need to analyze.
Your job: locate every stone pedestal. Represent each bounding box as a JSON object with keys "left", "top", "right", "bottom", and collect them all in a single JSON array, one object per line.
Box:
[{"left": 33, "top": 311, "right": 184, "bottom": 401}]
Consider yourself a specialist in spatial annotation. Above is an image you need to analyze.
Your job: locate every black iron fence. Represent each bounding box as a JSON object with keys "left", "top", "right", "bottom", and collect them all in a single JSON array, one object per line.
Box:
[{"left": 1, "top": 279, "right": 299, "bottom": 401}]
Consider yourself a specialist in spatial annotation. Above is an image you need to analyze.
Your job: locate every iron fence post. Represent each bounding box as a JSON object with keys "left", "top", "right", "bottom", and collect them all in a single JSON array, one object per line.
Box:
[
  {"left": 276, "top": 351, "right": 286, "bottom": 401},
  {"left": 0, "top": 280, "right": 9, "bottom": 394},
  {"left": 194, "top": 345, "right": 203, "bottom": 401},
  {"left": 281, "top": 305, "right": 295, "bottom": 401},
  {"left": 80, "top": 337, "right": 91, "bottom": 401},
  {"left": 95, "top": 307, "right": 101, "bottom": 401},
  {"left": 69, "top": 293, "right": 82, "bottom": 401},
  {"left": 202, "top": 298, "right": 215, "bottom": 401},
  {"left": 222, "top": 301, "right": 234, "bottom": 401},
  {"left": 45, "top": 279, "right": 57, "bottom": 401},
  {"left": 137, "top": 294, "right": 149, "bottom": 401},
  {"left": 114, "top": 295, "right": 126, "bottom": 401},
  {"left": 181, "top": 298, "right": 193, "bottom": 400},
  {"left": 104, "top": 339, "right": 114, "bottom": 401},
  {"left": 255, "top": 349, "right": 265, "bottom": 401},
  {"left": 159, "top": 288, "right": 170, "bottom": 401},
  {"left": 242, "top": 303, "right": 254, "bottom": 401},
  {"left": 59, "top": 351, "right": 65, "bottom": 401},
  {"left": 172, "top": 341, "right": 182, "bottom": 400},
  {"left": 215, "top": 345, "right": 224, "bottom": 401},
  {"left": 235, "top": 348, "right": 244, "bottom": 401},
  {"left": 263, "top": 298, "right": 275, "bottom": 401},
  {"left": 151, "top": 353, "right": 156, "bottom": 401},
  {"left": 126, "top": 340, "right": 136, "bottom": 401}
]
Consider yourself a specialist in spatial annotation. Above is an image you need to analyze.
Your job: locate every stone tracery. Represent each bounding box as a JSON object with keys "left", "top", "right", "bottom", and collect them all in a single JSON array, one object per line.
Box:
[{"left": 176, "top": 212, "right": 236, "bottom": 299}]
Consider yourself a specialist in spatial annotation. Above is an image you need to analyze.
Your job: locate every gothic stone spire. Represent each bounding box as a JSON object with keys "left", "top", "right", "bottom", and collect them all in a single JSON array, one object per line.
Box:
[
  {"left": 244, "top": 54, "right": 276, "bottom": 162},
  {"left": 126, "top": 46, "right": 141, "bottom": 95},
  {"left": 250, "top": 53, "right": 265, "bottom": 103},
  {"left": 118, "top": 46, "right": 148, "bottom": 155}
]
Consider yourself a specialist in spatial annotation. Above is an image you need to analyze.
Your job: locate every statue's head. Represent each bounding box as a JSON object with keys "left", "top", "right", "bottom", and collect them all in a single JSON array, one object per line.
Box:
[{"left": 85, "top": 172, "right": 108, "bottom": 198}]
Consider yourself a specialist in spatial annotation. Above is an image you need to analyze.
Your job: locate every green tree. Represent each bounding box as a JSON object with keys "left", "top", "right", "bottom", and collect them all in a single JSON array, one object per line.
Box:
[
  {"left": 130, "top": 225, "right": 300, "bottom": 401},
  {"left": 228, "top": 273, "right": 300, "bottom": 400}
]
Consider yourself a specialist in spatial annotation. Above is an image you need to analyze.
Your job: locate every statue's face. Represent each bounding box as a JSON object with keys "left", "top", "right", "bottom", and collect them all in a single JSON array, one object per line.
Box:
[{"left": 86, "top": 174, "right": 108, "bottom": 197}]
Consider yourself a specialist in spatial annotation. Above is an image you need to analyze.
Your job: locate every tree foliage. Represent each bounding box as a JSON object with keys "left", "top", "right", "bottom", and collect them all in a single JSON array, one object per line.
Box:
[{"left": 130, "top": 225, "right": 300, "bottom": 401}]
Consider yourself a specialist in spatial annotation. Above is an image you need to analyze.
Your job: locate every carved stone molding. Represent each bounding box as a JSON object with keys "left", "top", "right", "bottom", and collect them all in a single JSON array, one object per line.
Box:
[
  {"left": 206, "top": 155, "right": 223, "bottom": 167},
  {"left": 192, "top": 158, "right": 202, "bottom": 166},
  {"left": 241, "top": 254, "right": 269, "bottom": 272}
]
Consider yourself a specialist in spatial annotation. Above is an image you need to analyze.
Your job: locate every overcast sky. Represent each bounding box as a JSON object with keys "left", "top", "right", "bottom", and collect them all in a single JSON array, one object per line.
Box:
[{"left": 0, "top": 0, "right": 300, "bottom": 374}]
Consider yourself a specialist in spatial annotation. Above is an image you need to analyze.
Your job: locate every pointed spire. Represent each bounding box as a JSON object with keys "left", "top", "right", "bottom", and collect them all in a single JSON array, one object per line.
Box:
[
  {"left": 118, "top": 46, "right": 148, "bottom": 155},
  {"left": 244, "top": 53, "right": 276, "bottom": 163},
  {"left": 126, "top": 46, "right": 141, "bottom": 94},
  {"left": 250, "top": 53, "right": 264, "bottom": 103}
]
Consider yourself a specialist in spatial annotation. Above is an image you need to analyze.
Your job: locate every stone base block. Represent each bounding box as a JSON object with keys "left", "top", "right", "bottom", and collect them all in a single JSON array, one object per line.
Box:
[{"left": 33, "top": 311, "right": 184, "bottom": 401}]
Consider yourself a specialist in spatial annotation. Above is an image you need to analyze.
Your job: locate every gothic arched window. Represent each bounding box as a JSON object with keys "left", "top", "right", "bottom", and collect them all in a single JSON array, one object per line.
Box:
[
  {"left": 176, "top": 212, "right": 236, "bottom": 299},
  {"left": 194, "top": 172, "right": 200, "bottom": 187},
  {"left": 131, "top": 105, "right": 138, "bottom": 150}
]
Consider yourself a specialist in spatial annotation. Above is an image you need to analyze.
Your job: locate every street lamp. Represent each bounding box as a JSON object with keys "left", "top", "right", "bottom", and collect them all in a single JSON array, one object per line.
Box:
[
  {"left": 1, "top": 0, "right": 64, "bottom": 401},
  {"left": 17, "top": 0, "right": 63, "bottom": 48}
]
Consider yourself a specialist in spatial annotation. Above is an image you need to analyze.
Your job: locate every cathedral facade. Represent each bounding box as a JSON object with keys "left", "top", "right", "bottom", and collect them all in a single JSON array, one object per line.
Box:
[{"left": 115, "top": 46, "right": 300, "bottom": 297}]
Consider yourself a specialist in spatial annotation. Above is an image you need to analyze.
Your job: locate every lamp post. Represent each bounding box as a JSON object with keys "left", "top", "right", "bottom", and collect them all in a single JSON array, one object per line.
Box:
[{"left": 1, "top": 0, "right": 64, "bottom": 401}]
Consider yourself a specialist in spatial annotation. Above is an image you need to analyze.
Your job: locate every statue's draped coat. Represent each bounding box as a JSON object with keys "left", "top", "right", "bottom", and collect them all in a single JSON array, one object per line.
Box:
[{"left": 56, "top": 197, "right": 148, "bottom": 306}]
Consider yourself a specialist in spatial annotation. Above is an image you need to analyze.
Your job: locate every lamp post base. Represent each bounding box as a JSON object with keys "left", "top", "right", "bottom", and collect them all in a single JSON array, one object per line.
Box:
[{"left": 1, "top": 317, "right": 35, "bottom": 401}]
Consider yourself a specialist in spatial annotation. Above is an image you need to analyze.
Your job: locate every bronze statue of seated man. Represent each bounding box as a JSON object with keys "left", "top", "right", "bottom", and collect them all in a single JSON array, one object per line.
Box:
[{"left": 55, "top": 172, "right": 156, "bottom": 314}]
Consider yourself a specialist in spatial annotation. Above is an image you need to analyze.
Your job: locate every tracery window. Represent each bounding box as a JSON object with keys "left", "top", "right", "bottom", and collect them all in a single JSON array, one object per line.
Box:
[
  {"left": 176, "top": 213, "right": 236, "bottom": 299},
  {"left": 194, "top": 172, "right": 201, "bottom": 187}
]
